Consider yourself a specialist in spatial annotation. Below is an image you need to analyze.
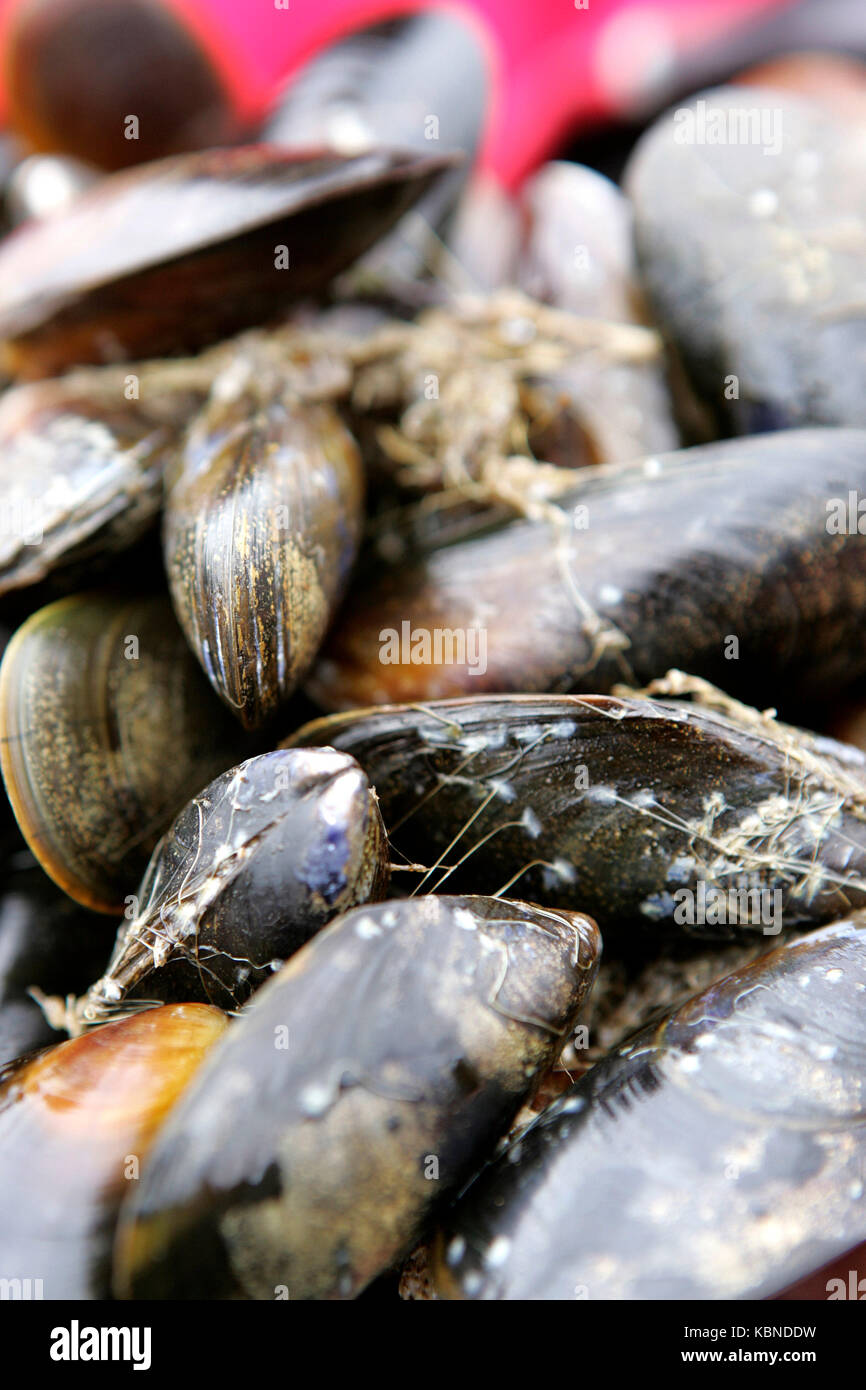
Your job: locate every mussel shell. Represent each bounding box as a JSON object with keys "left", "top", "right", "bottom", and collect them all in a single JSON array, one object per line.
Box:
[
  {"left": 516, "top": 161, "right": 678, "bottom": 465},
  {"left": 263, "top": 13, "right": 485, "bottom": 159},
  {"left": 113, "top": 894, "right": 599, "bottom": 1299},
  {"left": 0, "top": 591, "right": 246, "bottom": 912},
  {"left": 264, "top": 12, "right": 482, "bottom": 290},
  {"left": 520, "top": 162, "right": 643, "bottom": 323},
  {"left": 0, "top": 145, "right": 458, "bottom": 376},
  {"left": 81, "top": 748, "right": 390, "bottom": 1021},
  {"left": 164, "top": 368, "right": 364, "bottom": 729},
  {"left": 4, "top": 0, "right": 244, "bottom": 171},
  {"left": 0, "top": 858, "right": 115, "bottom": 1066},
  {"left": 0, "top": 1002, "right": 227, "bottom": 1298},
  {"left": 576, "top": 929, "right": 787, "bottom": 1075},
  {"left": 446, "top": 174, "right": 522, "bottom": 293},
  {"left": 308, "top": 429, "right": 866, "bottom": 713},
  {"left": 432, "top": 915, "right": 866, "bottom": 1299},
  {"left": 625, "top": 87, "right": 866, "bottom": 432},
  {"left": 0, "top": 361, "right": 212, "bottom": 599},
  {"left": 289, "top": 691, "right": 866, "bottom": 936}
]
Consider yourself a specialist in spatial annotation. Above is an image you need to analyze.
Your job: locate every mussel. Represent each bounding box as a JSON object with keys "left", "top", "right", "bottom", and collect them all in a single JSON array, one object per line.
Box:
[
  {"left": 575, "top": 929, "right": 786, "bottom": 1078},
  {"left": 4, "top": 0, "right": 244, "bottom": 170},
  {"left": 516, "top": 160, "right": 679, "bottom": 466},
  {"left": 308, "top": 429, "right": 866, "bottom": 713},
  {"left": 0, "top": 590, "right": 245, "bottom": 912},
  {"left": 0, "top": 356, "right": 218, "bottom": 599},
  {"left": 446, "top": 174, "right": 522, "bottom": 293},
  {"left": 625, "top": 87, "right": 866, "bottom": 432},
  {"left": 0, "top": 145, "right": 458, "bottom": 377},
  {"left": 289, "top": 683, "right": 866, "bottom": 936},
  {"left": 433, "top": 914, "right": 866, "bottom": 1299},
  {"left": 0, "top": 1002, "right": 227, "bottom": 1298},
  {"left": 113, "top": 894, "right": 599, "bottom": 1299},
  {"left": 163, "top": 347, "right": 364, "bottom": 728},
  {"left": 76, "top": 748, "right": 390, "bottom": 1023},
  {"left": 264, "top": 12, "right": 484, "bottom": 291}
]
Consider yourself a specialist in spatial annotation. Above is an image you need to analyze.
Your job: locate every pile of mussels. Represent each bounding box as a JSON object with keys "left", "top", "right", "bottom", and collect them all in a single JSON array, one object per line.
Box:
[{"left": 1, "top": 74, "right": 866, "bottom": 1303}]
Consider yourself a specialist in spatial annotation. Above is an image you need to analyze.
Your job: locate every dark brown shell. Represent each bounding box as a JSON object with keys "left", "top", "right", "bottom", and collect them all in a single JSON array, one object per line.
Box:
[
  {"left": 288, "top": 690, "right": 866, "bottom": 937},
  {"left": 308, "top": 429, "right": 866, "bottom": 715},
  {"left": 0, "top": 145, "right": 457, "bottom": 376},
  {"left": 164, "top": 358, "right": 364, "bottom": 729},
  {"left": 113, "top": 895, "right": 599, "bottom": 1300},
  {"left": 0, "top": 591, "right": 247, "bottom": 912},
  {"left": 4, "top": 0, "right": 243, "bottom": 171}
]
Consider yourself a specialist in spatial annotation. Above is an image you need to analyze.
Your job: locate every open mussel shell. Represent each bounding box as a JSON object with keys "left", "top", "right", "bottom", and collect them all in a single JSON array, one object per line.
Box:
[
  {"left": 0, "top": 1003, "right": 227, "bottom": 1299},
  {"left": 0, "top": 359, "right": 216, "bottom": 600},
  {"left": 289, "top": 689, "right": 866, "bottom": 936},
  {"left": 112, "top": 894, "right": 599, "bottom": 1300},
  {"left": 309, "top": 429, "right": 866, "bottom": 713},
  {"left": 0, "top": 856, "right": 115, "bottom": 1066},
  {"left": 432, "top": 915, "right": 866, "bottom": 1299},
  {"left": 0, "top": 591, "right": 246, "bottom": 913},
  {"left": 164, "top": 358, "right": 364, "bottom": 729},
  {"left": 80, "top": 748, "right": 390, "bottom": 1023},
  {"left": 625, "top": 87, "right": 866, "bottom": 432},
  {"left": 0, "top": 145, "right": 458, "bottom": 377}
]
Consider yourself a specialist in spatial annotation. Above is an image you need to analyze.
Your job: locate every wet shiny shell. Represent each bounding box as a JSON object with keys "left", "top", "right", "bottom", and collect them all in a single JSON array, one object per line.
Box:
[
  {"left": 113, "top": 894, "right": 600, "bottom": 1300},
  {"left": 309, "top": 429, "right": 866, "bottom": 712},
  {"left": 0, "top": 591, "right": 245, "bottom": 912},
  {"left": 0, "top": 1003, "right": 227, "bottom": 1299},
  {"left": 289, "top": 691, "right": 866, "bottom": 935},
  {"left": 0, "top": 360, "right": 213, "bottom": 598},
  {"left": 164, "top": 366, "right": 364, "bottom": 729},
  {"left": 80, "top": 748, "right": 390, "bottom": 1022},
  {"left": 625, "top": 87, "right": 866, "bottom": 432},
  {"left": 433, "top": 915, "right": 866, "bottom": 1299},
  {"left": 0, "top": 145, "right": 457, "bottom": 376}
]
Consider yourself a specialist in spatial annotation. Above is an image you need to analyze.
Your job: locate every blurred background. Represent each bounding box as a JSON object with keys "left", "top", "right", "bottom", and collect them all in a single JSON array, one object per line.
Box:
[{"left": 0, "top": 0, "right": 864, "bottom": 223}]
